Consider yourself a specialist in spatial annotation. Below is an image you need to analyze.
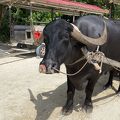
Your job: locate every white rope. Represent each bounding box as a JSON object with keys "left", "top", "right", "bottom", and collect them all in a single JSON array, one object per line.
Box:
[
  {"left": 53, "top": 50, "right": 120, "bottom": 76},
  {"left": 87, "top": 51, "right": 120, "bottom": 72},
  {"left": 53, "top": 59, "right": 89, "bottom": 76}
]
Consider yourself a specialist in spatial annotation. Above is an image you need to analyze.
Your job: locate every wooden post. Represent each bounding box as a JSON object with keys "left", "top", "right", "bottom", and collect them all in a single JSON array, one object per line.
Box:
[
  {"left": 72, "top": 12, "right": 75, "bottom": 22},
  {"left": 103, "top": 57, "right": 120, "bottom": 69},
  {"left": 109, "top": 1, "right": 115, "bottom": 18},
  {"left": 51, "top": 8, "right": 54, "bottom": 21},
  {"left": 30, "top": 2, "right": 34, "bottom": 40},
  {"left": 9, "top": 5, "right": 12, "bottom": 42}
]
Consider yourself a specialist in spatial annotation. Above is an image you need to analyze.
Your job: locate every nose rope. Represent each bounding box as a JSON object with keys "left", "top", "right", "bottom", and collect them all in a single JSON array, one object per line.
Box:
[
  {"left": 53, "top": 59, "right": 89, "bottom": 76},
  {"left": 52, "top": 50, "right": 104, "bottom": 76}
]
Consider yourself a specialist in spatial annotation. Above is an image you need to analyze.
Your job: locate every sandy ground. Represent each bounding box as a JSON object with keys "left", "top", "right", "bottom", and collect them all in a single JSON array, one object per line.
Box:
[{"left": 0, "top": 55, "right": 120, "bottom": 120}]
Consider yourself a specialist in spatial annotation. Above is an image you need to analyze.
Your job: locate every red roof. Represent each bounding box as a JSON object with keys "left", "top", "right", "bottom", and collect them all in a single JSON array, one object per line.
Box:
[
  {"left": 0, "top": 0, "right": 109, "bottom": 15},
  {"left": 41, "top": 0, "right": 108, "bottom": 14}
]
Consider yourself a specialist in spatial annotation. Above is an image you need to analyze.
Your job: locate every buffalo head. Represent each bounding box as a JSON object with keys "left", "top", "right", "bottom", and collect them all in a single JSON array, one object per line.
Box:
[
  {"left": 39, "top": 17, "right": 107, "bottom": 74},
  {"left": 40, "top": 19, "right": 74, "bottom": 74}
]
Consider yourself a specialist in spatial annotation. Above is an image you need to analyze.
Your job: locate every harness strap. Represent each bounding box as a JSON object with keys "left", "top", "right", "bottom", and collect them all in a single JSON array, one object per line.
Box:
[{"left": 81, "top": 47, "right": 103, "bottom": 73}]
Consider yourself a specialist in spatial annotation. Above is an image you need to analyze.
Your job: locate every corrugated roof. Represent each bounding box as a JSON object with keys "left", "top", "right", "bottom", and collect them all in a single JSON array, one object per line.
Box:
[
  {"left": 43, "top": 0, "right": 108, "bottom": 13},
  {"left": 0, "top": 0, "right": 109, "bottom": 15}
]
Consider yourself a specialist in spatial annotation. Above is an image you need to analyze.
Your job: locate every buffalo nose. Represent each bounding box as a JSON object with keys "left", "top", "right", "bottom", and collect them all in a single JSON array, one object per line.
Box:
[
  {"left": 45, "top": 60, "right": 59, "bottom": 74},
  {"left": 51, "top": 63, "right": 59, "bottom": 73},
  {"left": 52, "top": 63, "right": 57, "bottom": 69}
]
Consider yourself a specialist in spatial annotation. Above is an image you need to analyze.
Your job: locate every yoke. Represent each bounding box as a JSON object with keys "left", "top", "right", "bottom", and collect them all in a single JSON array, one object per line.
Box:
[{"left": 81, "top": 47, "right": 120, "bottom": 72}]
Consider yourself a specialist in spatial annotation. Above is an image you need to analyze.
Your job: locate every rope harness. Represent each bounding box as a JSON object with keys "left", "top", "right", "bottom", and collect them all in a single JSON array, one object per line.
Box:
[
  {"left": 53, "top": 47, "right": 120, "bottom": 76},
  {"left": 82, "top": 47, "right": 104, "bottom": 74},
  {"left": 53, "top": 59, "right": 88, "bottom": 76}
]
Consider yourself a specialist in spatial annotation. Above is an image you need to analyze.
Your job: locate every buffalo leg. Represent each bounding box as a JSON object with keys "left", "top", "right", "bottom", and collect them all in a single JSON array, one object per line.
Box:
[
  {"left": 116, "top": 84, "right": 120, "bottom": 94},
  {"left": 104, "top": 70, "right": 114, "bottom": 90},
  {"left": 62, "top": 78, "right": 75, "bottom": 115},
  {"left": 116, "top": 73, "right": 120, "bottom": 94},
  {"left": 83, "top": 78, "right": 97, "bottom": 113}
]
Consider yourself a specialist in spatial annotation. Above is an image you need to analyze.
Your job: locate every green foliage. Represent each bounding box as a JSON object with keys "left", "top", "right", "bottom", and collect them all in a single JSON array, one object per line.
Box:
[
  {"left": 113, "top": 5, "right": 120, "bottom": 19},
  {"left": 12, "top": 8, "right": 30, "bottom": 25},
  {"left": 76, "top": 0, "right": 120, "bottom": 19},
  {"left": 0, "top": 0, "right": 120, "bottom": 43},
  {"left": 12, "top": 8, "right": 61, "bottom": 25},
  {"left": 32, "top": 11, "right": 52, "bottom": 24},
  {"left": 5, "top": 1, "right": 120, "bottom": 26}
]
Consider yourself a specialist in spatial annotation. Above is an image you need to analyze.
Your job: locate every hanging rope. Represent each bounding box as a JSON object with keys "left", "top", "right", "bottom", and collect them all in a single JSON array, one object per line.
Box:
[
  {"left": 53, "top": 48, "right": 120, "bottom": 76},
  {"left": 53, "top": 59, "right": 89, "bottom": 76}
]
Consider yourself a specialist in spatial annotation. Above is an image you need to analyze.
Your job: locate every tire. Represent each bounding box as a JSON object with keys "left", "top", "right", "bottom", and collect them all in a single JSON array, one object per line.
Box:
[
  {"left": 17, "top": 43, "right": 27, "bottom": 49},
  {"left": 36, "top": 43, "right": 45, "bottom": 58}
]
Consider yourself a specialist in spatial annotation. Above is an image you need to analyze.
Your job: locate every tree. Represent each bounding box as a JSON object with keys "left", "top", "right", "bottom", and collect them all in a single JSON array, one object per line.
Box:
[
  {"left": 0, "top": 5, "right": 6, "bottom": 28},
  {"left": 76, "top": 0, "right": 120, "bottom": 19},
  {"left": 0, "top": 5, "right": 10, "bottom": 43}
]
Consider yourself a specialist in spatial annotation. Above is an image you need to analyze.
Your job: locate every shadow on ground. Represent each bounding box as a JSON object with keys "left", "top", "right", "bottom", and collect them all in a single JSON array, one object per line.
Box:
[
  {"left": 28, "top": 83, "right": 67, "bottom": 120},
  {"left": 28, "top": 74, "right": 117, "bottom": 120}
]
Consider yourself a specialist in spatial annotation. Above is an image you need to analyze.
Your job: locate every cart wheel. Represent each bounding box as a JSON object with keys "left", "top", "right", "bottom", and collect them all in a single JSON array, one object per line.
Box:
[
  {"left": 17, "top": 43, "right": 27, "bottom": 49},
  {"left": 36, "top": 43, "right": 45, "bottom": 58}
]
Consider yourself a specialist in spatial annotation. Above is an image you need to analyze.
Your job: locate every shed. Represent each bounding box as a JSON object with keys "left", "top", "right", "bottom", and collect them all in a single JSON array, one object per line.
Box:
[
  {"left": 0, "top": 0, "right": 109, "bottom": 15},
  {"left": 0, "top": 0, "right": 109, "bottom": 45}
]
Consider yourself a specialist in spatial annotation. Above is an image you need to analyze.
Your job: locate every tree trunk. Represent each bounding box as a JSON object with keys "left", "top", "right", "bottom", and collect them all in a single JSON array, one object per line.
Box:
[{"left": 0, "top": 5, "right": 5, "bottom": 28}]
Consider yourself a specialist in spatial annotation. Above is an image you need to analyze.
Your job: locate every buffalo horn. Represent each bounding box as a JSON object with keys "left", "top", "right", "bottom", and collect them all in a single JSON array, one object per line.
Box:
[{"left": 71, "top": 22, "right": 107, "bottom": 46}]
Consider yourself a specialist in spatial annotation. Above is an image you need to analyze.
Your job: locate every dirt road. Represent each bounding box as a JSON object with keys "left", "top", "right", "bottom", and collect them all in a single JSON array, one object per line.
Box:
[{"left": 0, "top": 56, "right": 120, "bottom": 120}]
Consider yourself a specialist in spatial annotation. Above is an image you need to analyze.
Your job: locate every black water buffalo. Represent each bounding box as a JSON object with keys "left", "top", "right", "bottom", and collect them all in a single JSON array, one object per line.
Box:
[{"left": 39, "top": 15, "right": 120, "bottom": 114}]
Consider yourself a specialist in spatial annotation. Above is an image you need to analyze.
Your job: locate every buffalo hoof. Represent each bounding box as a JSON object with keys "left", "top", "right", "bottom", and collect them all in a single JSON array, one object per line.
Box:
[
  {"left": 62, "top": 100, "right": 73, "bottom": 115},
  {"left": 82, "top": 101, "right": 93, "bottom": 113}
]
